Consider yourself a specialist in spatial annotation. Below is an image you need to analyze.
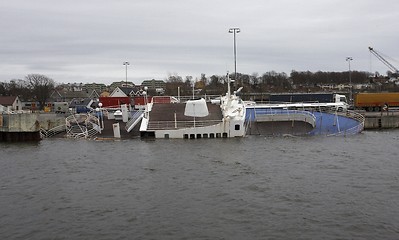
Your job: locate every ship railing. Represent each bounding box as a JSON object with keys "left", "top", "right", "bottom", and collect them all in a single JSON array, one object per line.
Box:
[
  {"left": 172, "top": 95, "right": 222, "bottom": 103},
  {"left": 254, "top": 109, "right": 317, "bottom": 128},
  {"left": 327, "top": 110, "right": 365, "bottom": 136},
  {"left": 254, "top": 108, "right": 316, "bottom": 116},
  {"left": 66, "top": 125, "right": 87, "bottom": 139},
  {"left": 66, "top": 113, "right": 90, "bottom": 124},
  {"left": 340, "top": 110, "right": 365, "bottom": 125},
  {"left": 65, "top": 113, "right": 101, "bottom": 139},
  {"left": 39, "top": 130, "right": 45, "bottom": 139},
  {"left": 327, "top": 124, "right": 363, "bottom": 136},
  {"left": 40, "top": 124, "right": 66, "bottom": 138},
  {"left": 66, "top": 123, "right": 100, "bottom": 139},
  {"left": 86, "top": 127, "right": 100, "bottom": 138},
  {"left": 148, "top": 120, "right": 222, "bottom": 130}
]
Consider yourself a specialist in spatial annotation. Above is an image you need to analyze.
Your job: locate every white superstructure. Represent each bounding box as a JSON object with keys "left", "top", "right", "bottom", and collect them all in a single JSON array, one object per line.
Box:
[{"left": 139, "top": 77, "right": 246, "bottom": 139}]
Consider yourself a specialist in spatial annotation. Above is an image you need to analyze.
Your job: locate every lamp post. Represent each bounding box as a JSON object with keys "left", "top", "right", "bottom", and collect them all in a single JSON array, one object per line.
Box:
[
  {"left": 143, "top": 86, "right": 148, "bottom": 118},
  {"left": 346, "top": 57, "right": 353, "bottom": 103},
  {"left": 228, "top": 27, "right": 240, "bottom": 88},
  {"left": 98, "top": 102, "right": 103, "bottom": 130},
  {"left": 123, "top": 61, "right": 130, "bottom": 86},
  {"left": 95, "top": 102, "right": 104, "bottom": 133}
]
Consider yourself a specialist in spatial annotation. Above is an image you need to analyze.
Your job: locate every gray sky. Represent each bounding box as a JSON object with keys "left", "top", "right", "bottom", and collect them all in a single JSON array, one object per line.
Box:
[{"left": 1, "top": 0, "right": 398, "bottom": 85}]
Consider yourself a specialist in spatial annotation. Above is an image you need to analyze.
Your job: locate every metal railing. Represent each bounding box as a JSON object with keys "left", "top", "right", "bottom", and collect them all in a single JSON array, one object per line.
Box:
[
  {"left": 254, "top": 109, "right": 317, "bottom": 128},
  {"left": 171, "top": 95, "right": 222, "bottom": 103},
  {"left": 148, "top": 120, "right": 222, "bottom": 130},
  {"left": 40, "top": 124, "right": 66, "bottom": 138},
  {"left": 65, "top": 113, "right": 101, "bottom": 139},
  {"left": 250, "top": 107, "right": 364, "bottom": 136},
  {"left": 327, "top": 110, "right": 365, "bottom": 136}
]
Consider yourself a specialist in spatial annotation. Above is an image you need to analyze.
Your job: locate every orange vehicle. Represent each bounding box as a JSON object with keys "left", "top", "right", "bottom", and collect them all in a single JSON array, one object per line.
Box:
[{"left": 354, "top": 92, "right": 399, "bottom": 111}]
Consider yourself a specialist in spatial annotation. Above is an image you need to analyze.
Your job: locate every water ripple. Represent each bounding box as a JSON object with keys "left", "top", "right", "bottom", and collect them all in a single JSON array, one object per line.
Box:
[{"left": 1, "top": 132, "right": 399, "bottom": 239}]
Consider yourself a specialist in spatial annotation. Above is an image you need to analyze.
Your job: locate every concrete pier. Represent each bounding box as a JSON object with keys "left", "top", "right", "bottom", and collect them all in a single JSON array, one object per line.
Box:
[
  {"left": 0, "top": 113, "right": 41, "bottom": 142},
  {"left": 363, "top": 111, "right": 399, "bottom": 129}
]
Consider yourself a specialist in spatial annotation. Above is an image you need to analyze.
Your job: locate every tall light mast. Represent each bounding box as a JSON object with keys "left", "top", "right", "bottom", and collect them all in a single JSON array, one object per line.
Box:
[{"left": 229, "top": 28, "right": 240, "bottom": 88}]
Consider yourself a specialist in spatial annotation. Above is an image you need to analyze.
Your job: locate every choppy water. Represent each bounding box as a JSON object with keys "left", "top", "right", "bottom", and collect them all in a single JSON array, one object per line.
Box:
[{"left": 1, "top": 131, "right": 399, "bottom": 240}]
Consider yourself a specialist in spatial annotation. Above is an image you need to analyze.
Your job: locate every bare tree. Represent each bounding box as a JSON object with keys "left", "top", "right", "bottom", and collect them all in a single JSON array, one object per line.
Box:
[{"left": 26, "top": 74, "right": 55, "bottom": 110}]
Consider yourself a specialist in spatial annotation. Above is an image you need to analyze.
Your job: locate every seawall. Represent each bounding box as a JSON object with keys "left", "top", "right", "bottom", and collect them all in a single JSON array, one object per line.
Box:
[
  {"left": 363, "top": 112, "right": 399, "bottom": 129},
  {"left": 0, "top": 113, "right": 41, "bottom": 141}
]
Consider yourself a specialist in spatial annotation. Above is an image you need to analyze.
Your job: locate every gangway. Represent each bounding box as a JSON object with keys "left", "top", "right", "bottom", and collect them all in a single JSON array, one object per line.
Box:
[{"left": 125, "top": 111, "right": 145, "bottom": 132}]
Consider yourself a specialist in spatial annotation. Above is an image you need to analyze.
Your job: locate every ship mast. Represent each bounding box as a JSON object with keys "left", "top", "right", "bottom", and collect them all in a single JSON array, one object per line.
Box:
[{"left": 227, "top": 71, "right": 231, "bottom": 99}]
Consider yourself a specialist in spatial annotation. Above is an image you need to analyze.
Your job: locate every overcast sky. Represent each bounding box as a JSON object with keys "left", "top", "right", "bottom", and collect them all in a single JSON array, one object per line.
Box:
[{"left": 1, "top": 0, "right": 398, "bottom": 85}]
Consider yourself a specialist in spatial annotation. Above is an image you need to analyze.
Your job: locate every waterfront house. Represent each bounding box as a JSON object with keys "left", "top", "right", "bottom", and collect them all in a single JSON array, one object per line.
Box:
[
  {"left": 110, "top": 87, "right": 137, "bottom": 97},
  {"left": 0, "top": 96, "right": 23, "bottom": 112},
  {"left": 99, "top": 87, "right": 137, "bottom": 108}
]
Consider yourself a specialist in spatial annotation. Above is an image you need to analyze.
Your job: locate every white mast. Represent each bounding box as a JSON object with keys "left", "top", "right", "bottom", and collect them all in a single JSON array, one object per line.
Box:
[{"left": 227, "top": 71, "right": 231, "bottom": 99}]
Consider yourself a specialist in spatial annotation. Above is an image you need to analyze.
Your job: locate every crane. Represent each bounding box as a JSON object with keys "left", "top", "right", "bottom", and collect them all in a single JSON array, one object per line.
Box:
[{"left": 368, "top": 47, "right": 399, "bottom": 74}]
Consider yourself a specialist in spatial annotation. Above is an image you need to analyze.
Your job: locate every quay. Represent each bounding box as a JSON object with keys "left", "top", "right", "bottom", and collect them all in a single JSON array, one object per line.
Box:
[
  {"left": 362, "top": 111, "right": 399, "bottom": 129},
  {"left": 0, "top": 113, "right": 41, "bottom": 142}
]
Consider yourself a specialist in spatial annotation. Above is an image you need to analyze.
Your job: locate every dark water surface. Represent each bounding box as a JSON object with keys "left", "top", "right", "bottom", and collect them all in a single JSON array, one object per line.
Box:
[{"left": 1, "top": 131, "right": 399, "bottom": 239}]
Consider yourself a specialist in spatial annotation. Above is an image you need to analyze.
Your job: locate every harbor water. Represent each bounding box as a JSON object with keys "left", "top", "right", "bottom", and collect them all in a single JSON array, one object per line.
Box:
[{"left": 1, "top": 131, "right": 399, "bottom": 239}]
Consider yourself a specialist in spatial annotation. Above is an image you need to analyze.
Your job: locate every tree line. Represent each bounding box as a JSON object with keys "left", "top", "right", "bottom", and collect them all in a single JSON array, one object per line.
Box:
[
  {"left": 163, "top": 70, "right": 373, "bottom": 95},
  {"left": 0, "top": 70, "right": 382, "bottom": 109},
  {"left": 1, "top": 74, "right": 55, "bottom": 110}
]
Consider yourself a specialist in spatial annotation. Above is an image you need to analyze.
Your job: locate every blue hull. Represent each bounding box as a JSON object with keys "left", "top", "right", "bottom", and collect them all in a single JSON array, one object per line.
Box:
[{"left": 245, "top": 108, "right": 363, "bottom": 135}]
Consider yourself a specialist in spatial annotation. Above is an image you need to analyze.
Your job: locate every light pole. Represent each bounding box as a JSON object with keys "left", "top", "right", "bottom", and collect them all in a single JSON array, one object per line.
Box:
[
  {"left": 229, "top": 27, "right": 240, "bottom": 88},
  {"left": 143, "top": 87, "right": 148, "bottom": 118},
  {"left": 98, "top": 102, "right": 103, "bottom": 130},
  {"left": 123, "top": 61, "right": 130, "bottom": 86},
  {"left": 95, "top": 102, "right": 103, "bottom": 133},
  {"left": 346, "top": 57, "right": 353, "bottom": 103}
]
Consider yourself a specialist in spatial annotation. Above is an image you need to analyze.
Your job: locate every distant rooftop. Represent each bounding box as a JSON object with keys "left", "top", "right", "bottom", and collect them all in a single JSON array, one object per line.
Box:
[{"left": 0, "top": 96, "right": 17, "bottom": 106}]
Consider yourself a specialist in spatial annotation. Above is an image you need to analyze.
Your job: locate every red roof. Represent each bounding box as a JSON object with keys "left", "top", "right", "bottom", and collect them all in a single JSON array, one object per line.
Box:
[{"left": 0, "top": 96, "right": 17, "bottom": 106}]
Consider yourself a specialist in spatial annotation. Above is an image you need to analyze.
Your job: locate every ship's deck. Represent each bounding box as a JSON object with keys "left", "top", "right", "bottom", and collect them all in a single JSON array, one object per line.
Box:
[{"left": 149, "top": 102, "right": 223, "bottom": 121}]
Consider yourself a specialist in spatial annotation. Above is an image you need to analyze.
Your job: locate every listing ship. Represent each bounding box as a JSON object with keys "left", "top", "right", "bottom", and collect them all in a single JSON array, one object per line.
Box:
[
  {"left": 39, "top": 77, "right": 247, "bottom": 140},
  {"left": 38, "top": 89, "right": 364, "bottom": 141},
  {"left": 245, "top": 93, "right": 364, "bottom": 136},
  {"left": 138, "top": 87, "right": 246, "bottom": 139}
]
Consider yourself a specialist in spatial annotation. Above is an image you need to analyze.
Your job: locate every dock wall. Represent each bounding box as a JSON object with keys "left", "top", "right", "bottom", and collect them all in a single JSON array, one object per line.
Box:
[
  {"left": 38, "top": 113, "right": 66, "bottom": 130},
  {"left": 0, "top": 113, "right": 41, "bottom": 141},
  {"left": 363, "top": 112, "right": 399, "bottom": 129}
]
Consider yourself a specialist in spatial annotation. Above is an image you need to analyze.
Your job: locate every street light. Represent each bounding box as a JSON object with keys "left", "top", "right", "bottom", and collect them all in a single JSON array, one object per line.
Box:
[
  {"left": 143, "top": 86, "right": 148, "bottom": 118},
  {"left": 98, "top": 102, "right": 104, "bottom": 130},
  {"left": 123, "top": 61, "right": 130, "bottom": 86},
  {"left": 95, "top": 102, "right": 104, "bottom": 133},
  {"left": 346, "top": 57, "right": 353, "bottom": 102},
  {"left": 229, "top": 27, "right": 240, "bottom": 88}
]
